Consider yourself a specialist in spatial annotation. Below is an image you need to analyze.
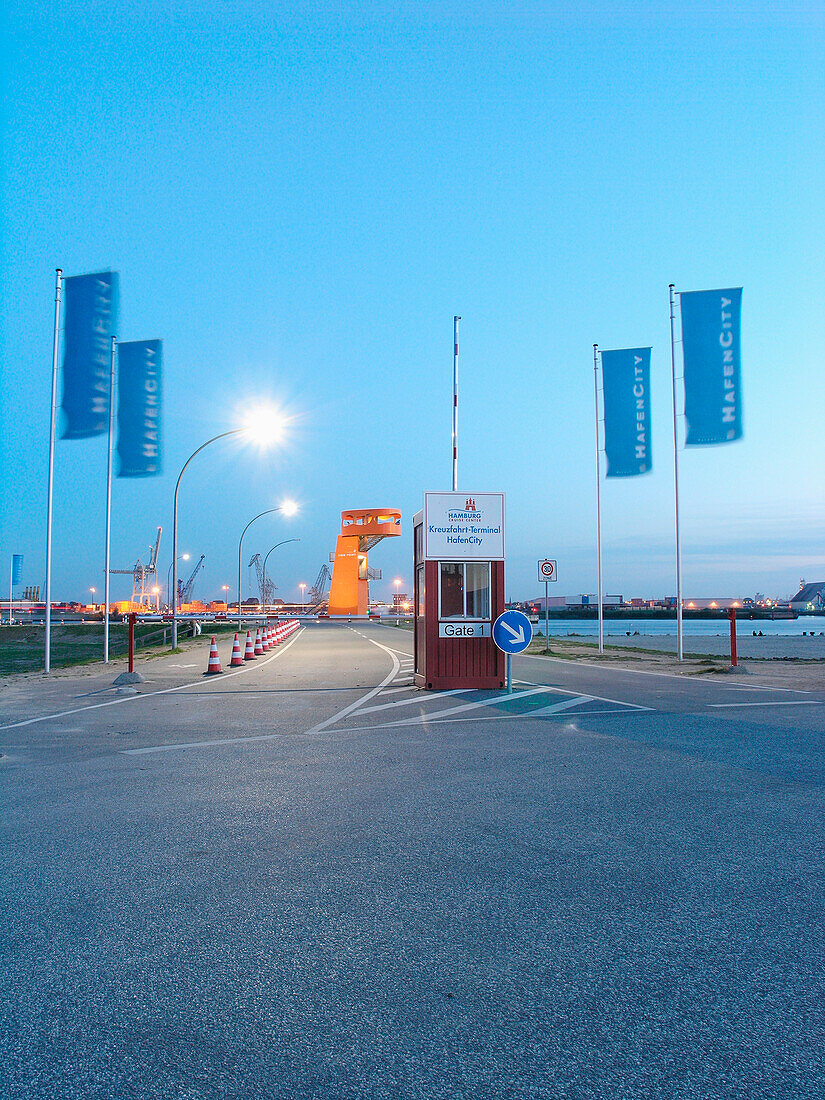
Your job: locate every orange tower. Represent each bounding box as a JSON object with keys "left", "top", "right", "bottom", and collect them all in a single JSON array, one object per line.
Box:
[{"left": 327, "top": 509, "right": 402, "bottom": 616}]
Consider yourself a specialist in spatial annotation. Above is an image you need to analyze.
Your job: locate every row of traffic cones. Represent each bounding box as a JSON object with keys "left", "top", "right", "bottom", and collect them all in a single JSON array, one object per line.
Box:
[{"left": 205, "top": 622, "right": 301, "bottom": 674}]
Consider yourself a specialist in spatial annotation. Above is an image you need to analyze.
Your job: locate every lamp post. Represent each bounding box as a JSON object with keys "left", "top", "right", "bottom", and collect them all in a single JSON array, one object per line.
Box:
[
  {"left": 173, "top": 430, "right": 245, "bottom": 648},
  {"left": 167, "top": 554, "right": 190, "bottom": 610},
  {"left": 238, "top": 503, "right": 297, "bottom": 631},
  {"left": 171, "top": 408, "right": 289, "bottom": 648},
  {"left": 393, "top": 577, "right": 402, "bottom": 617},
  {"left": 262, "top": 539, "right": 300, "bottom": 617},
  {"left": 222, "top": 585, "right": 230, "bottom": 613},
  {"left": 299, "top": 583, "right": 306, "bottom": 614}
]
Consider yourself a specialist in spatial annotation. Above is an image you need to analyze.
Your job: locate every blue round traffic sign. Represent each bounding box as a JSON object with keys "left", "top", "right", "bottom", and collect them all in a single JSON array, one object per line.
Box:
[{"left": 492, "top": 610, "right": 533, "bottom": 654}]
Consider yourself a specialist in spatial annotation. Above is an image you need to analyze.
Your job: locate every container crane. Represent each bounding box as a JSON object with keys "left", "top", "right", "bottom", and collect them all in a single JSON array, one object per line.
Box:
[
  {"left": 306, "top": 564, "right": 331, "bottom": 611},
  {"left": 110, "top": 526, "right": 162, "bottom": 606},
  {"left": 248, "top": 554, "right": 276, "bottom": 609},
  {"left": 177, "top": 554, "right": 205, "bottom": 605}
]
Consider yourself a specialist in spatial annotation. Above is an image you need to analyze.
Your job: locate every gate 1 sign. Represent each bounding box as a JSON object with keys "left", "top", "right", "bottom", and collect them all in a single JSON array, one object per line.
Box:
[{"left": 424, "top": 493, "right": 505, "bottom": 561}]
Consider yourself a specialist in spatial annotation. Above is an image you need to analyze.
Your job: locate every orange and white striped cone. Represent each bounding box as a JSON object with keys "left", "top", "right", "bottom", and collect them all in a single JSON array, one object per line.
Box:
[
  {"left": 205, "top": 636, "right": 223, "bottom": 675},
  {"left": 229, "top": 633, "right": 244, "bottom": 666},
  {"left": 262, "top": 625, "right": 271, "bottom": 650},
  {"left": 243, "top": 630, "right": 256, "bottom": 660},
  {"left": 254, "top": 628, "right": 264, "bottom": 656}
]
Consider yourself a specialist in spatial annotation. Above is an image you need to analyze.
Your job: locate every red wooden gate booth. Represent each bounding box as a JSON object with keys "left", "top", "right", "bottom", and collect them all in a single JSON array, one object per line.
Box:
[{"left": 413, "top": 492, "right": 506, "bottom": 691}]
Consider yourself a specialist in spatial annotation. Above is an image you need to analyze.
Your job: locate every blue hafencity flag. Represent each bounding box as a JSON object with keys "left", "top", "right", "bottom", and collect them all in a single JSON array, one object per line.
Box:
[
  {"left": 117, "top": 340, "right": 162, "bottom": 477},
  {"left": 601, "top": 347, "right": 652, "bottom": 477},
  {"left": 60, "top": 271, "right": 119, "bottom": 439},
  {"left": 11, "top": 555, "right": 23, "bottom": 585},
  {"left": 680, "top": 288, "right": 743, "bottom": 445}
]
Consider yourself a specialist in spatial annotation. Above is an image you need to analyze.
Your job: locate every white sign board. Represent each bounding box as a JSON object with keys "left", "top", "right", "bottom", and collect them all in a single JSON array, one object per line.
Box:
[
  {"left": 439, "top": 622, "right": 491, "bottom": 638},
  {"left": 538, "top": 559, "right": 557, "bottom": 582},
  {"left": 424, "top": 492, "right": 505, "bottom": 561}
]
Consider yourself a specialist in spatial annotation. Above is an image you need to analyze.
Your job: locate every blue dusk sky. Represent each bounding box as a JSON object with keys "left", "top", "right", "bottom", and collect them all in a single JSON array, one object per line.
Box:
[{"left": 1, "top": 1, "right": 823, "bottom": 606}]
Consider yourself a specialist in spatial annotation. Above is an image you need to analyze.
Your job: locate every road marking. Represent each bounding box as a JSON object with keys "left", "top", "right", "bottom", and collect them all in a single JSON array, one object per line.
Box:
[
  {"left": 338, "top": 685, "right": 566, "bottom": 728},
  {"left": 353, "top": 688, "right": 471, "bottom": 716},
  {"left": 0, "top": 630, "right": 305, "bottom": 733},
  {"left": 333, "top": 707, "right": 649, "bottom": 733},
  {"left": 708, "top": 700, "right": 824, "bottom": 709},
  {"left": 122, "top": 631, "right": 403, "bottom": 753},
  {"left": 380, "top": 685, "right": 417, "bottom": 695},
  {"left": 515, "top": 679, "right": 651, "bottom": 711},
  {"left": 519, "top": 652, "right": 812, "bottom": 692}
]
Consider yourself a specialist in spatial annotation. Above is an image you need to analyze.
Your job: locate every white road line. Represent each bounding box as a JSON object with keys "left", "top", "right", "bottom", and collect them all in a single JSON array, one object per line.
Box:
[
  {"left": 338, "top": 685, "right": 561, "bottom": 728},
  {"left": 331, "top": 706, "right": 648, "bottom": 733},
  {"left": 519, "top": 652, "right": 811, "bottom": 692},
  {"left": 122, "top": 644, "right": 402, "bottom": 755},
  {"left": 0, "top": 630, "right": 305, "bottom": 733},
  {"left": 708, "top": 700, "right": 824, "bottom": 709},
  {"left": 380, "top": 686, "right": 417, "bottom": 695},
  {"left": 529, "top": 696, "right": 593, "bottom": 716},
  {"left": 514, "top": 680, "right": 651, "bottom": 711},
  {"left": 352, "top": 688, "right": 471, "bottom": 716}
]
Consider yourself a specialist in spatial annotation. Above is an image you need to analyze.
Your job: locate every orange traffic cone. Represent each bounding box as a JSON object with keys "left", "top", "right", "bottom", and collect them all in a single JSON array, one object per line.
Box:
[
  {"left": 262, "top": 625, "right": 271, "bottom": 651},
  {"left": 244, "top": 630, "right": 256, "bottom": 660},
  {"left": 254, "top": 628, "right": 264, "bottom": 656},
  {"left": 205, "top": 636, "right": 223, "bottom": 675},
  {"left": 230, "top": 633, "right": 244, "bottom": 666}
]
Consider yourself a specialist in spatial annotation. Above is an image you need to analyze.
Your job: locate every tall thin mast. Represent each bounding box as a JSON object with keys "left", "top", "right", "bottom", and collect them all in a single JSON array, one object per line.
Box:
[
  {"left": 593, "top": 344, "right": 604, "bottom": 655},
  {"left": 44, "top": 268, "right": 63, "bottom": 672},
  {"left": 452, "top": 316, "right": 460, "bottom": 492},
  {"left": 669, "top": 284, "right": 684, "bottom": 661}
]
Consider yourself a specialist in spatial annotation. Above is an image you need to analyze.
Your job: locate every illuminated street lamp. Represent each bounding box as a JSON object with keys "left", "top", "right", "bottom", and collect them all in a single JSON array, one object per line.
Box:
[
  {"left": 167, "top": 554, "right": 189, "bottom": 608},
  {"left": 393, "top": 577, "right": 403, "bottom": 617},
  {"left": 151, "top": 585, "right": 160, "bottom": 611},
  {"left": 237, "top": 502, "right": 298, "bottom": 631},
  {"left": 299, "top": 582, "right": 307, "bottom": 613},
  {"left": 222, "top": 585, "right": 230, "bottom": 612},
  {"left": 172, "top": 407, "right": 288, "bottom": 648}
]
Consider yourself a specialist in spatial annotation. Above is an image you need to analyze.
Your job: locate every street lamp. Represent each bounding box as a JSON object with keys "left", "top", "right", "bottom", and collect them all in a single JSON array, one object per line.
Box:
[
  {"left": 172, "top": 409, "right": 287, "bottom": 648},
  {"left": 237, "top": 501, "right": 298, "bottom": 631},
  {"left": 167, "top": 554, "right": 190, "bottom": 609},
  {"left": 262, "top": 539, "right": 300, "bottom": 617},
  {"left": 222, "top": 585, "right": 230, "bottom": 612},
  {"left": 299, "top": 582, "right": 306, "bottom": 613},
  {"left": 393, "top": 577, "right": 402, "bottom": 617}
]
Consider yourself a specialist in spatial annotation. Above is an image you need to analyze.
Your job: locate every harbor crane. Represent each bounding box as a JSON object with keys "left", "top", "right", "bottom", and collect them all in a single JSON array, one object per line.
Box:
[
  {"left": 306, "top": 564, "right": 331, "bottom": 611},
  {"left": 110, "top": 526, "right": 162, "bottom": 606},
  {"left": 248, "top": 553, "right": 276, "bottom": 609},
  {"left": 177, "top": 554, "right": 205, "bottom": 605}
]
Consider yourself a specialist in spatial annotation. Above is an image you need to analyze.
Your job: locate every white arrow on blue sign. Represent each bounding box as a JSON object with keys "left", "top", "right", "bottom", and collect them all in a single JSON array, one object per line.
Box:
[{"left": 492, "top": 610, "right": 533, "bottom": 654}]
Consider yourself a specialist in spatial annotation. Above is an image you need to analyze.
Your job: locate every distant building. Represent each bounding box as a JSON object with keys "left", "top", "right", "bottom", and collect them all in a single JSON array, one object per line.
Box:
[
  {"left": 789, "top": 583, "right": 825, "bottom": 612},
  {"left": 683, "top": 598, "right": 743, "bottom": 611}
]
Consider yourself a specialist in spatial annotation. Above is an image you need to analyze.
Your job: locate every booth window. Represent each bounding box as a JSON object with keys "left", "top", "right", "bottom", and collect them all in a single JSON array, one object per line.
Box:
[{"left": 439, "top": 562, "right": 490, "bottom": 619}]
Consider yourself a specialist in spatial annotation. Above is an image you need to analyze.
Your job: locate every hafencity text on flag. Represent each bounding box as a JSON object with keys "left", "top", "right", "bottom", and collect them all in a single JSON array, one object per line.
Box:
[
  {"left": 117, "top": 340, "right": 162, "bottom": 477},
  {"left": 680, "top": 288, "right": 743, "bottom": 445},
  {"left": 601, "top": 347, "right": 652, "bottom": 477},
  {"left": 11, "top": 555, "right": 23, "bottom": 585},
  {"left": 60, "top": 272, "right": 119, "bottom": 439}
]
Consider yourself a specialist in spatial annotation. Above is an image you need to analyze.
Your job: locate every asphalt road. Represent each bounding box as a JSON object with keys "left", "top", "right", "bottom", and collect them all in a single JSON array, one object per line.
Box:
[{"left": 2, "top": 622, "right": 824, "bottom": 1099}]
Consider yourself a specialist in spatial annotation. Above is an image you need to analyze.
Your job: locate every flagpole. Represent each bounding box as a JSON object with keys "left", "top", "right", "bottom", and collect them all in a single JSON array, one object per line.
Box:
[
  {"left": 593, "top": 344, "right": 604, "bottom": 655},
  {"left": 452, "top": 316, "right": 460, "bottom": 491},
  {"left": 669, "top": 284, "right": 684, "bottom": 661},
  {"left": 104, "top": 336, "right": 116, "bottom": 663},
  {"left": 44, "top": 268, "right": 63, "bottom": 673}
]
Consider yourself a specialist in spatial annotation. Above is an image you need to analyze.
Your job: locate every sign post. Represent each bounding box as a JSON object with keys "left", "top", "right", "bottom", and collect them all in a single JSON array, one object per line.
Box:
[
  {"left": 492, "top": 609, "right": 533, "bottom": 693},
  {"left": 537, "top": 559, "right": 557, "bottom": 653}
]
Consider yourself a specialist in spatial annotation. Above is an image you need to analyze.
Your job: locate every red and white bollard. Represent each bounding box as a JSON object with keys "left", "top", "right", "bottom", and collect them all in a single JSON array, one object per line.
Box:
[
  {"left": 243, "top": 630, "right": 256, "bottom": 660},
  {"left": 230, "top": 633, "right": 244, "bottom": 667}
]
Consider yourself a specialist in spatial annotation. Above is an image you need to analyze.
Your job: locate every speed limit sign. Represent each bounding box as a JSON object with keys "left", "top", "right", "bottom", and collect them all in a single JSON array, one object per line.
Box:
[{"left": 538, "top": 559, "right": 557, "bottom": 582}]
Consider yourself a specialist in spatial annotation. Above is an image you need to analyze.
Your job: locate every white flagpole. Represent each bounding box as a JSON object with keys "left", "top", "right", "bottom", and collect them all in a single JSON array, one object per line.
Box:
[
  {"left": 452, "top": 316, "right": 460, "bottom": 491},
  {"left": 593, "top": 344, "right": 604, "bottom": 655},
  {"left": 104, "top": 335, "right": 116, "bottom": 663},
  {"left": 44, "top": 268, "right": 63, "bottom": 673},
  {"left": 669, "top": 284, "right": 684, "bottom": 661}
]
